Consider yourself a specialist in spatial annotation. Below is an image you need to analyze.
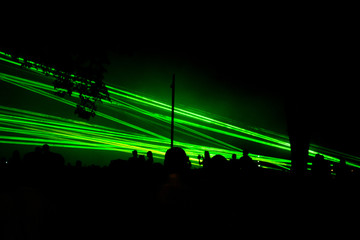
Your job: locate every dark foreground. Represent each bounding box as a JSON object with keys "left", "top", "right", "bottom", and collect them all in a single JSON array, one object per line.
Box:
[{"left": 1, "top": 164, "right": 359, "bottom": 239}]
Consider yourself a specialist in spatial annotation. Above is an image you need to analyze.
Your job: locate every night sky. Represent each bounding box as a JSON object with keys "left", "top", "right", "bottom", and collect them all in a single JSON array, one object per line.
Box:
[
  {"left": 1, "top": 30, "right": 358, "bottom": 164},
  {"left": 102, "top": 36, "right": 359, "bottom": 157}
]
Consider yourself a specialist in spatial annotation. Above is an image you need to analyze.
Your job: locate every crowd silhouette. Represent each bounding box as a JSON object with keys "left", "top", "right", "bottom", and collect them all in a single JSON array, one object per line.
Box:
[{"left": 0, "top": 144, "right": 358, "bottom": 239}]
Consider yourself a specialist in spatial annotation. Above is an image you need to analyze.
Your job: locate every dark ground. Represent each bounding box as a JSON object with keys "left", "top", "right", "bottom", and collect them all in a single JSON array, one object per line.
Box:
[{"left": 1, "top": 162, "right": 359, "bottom": 239}]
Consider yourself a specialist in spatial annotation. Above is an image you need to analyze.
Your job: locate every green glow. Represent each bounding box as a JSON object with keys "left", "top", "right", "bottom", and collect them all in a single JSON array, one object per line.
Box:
[
  {"left": 1, "top": 51, "right": 359, "bottom": 170},
  {"left": 108, "top": 86, "right": 291, "bottom": 148}
]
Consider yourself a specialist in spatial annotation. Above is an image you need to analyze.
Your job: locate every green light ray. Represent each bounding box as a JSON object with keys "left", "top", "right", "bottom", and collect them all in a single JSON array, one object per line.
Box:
[
  {"left": 108, "top": 86, "right": 291, "bottom": 148},
  {"left": 1, "top": 71, "right": 287, "bottom": 154},
  {"left": 1, "top": 51, "right": 359, "bottom": 170},
  {"left": 0, "top": 105, "right": 291, "bottom": 168},
  {"left": 105, "top": 89, "right": 291, "bottom": 153},
  {"left": 0, "top": 73, "right": 167, "bottom": 141},
  {"left": 1, "top": 71, "right": 288, "bottom": 151},
  {"left": 107, "top": 98, "right": 242, "bottom": 151}
]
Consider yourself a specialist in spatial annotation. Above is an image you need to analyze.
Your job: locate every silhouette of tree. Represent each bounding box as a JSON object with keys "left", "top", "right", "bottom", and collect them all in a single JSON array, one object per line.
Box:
[
  {"left": 286, "top": 99, "right": 311, "bottom": 177},
  {"left": 1, "top": 43, "right": 111, "bottom": 120},
  {"left": 285, "top": 77, "right": 316, "bottom": 177}
]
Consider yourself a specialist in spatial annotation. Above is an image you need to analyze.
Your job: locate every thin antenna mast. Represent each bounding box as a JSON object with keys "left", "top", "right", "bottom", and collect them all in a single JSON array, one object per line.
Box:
[{"left": 170, "top": 74, "right": 175, "bottom": 148}]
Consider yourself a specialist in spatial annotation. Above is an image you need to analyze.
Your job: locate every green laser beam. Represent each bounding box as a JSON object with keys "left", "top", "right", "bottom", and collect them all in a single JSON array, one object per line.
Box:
[{"left": 1, "top": 51, "right": 360, "bottom": 170}]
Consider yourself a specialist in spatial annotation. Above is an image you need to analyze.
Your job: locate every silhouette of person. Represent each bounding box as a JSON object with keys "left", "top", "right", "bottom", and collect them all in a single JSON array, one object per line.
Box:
[
  {"left": 147, "top": 151, "right": 154, "bottom": 165},
  {"left": 198, "top": 154, "right": 202, "bottom": 165},
  {"left": 23, "top": 146, "right": 42, "bottom": 169},
  {"left": 163, "top": 147, "right": 191, "bottom": 174},
  {"left": 229, "top": 153, "right": 241, "bottom": 171},
  {"left": 128, "top": 150, "right": 138, "bottom": 162},
  {"left": 202, "top": 151, "right": 211, "bottom": 169},
  {"left": 240, "top": 149, "right": 257, "bottom": 175},
  {"left": 202, "top": 154, "right": 230, "bottom": 184},
  {"left": 207, "top": 154, "right": 228, "bottom": 171},
  {"left": 158, "top": 147, "right": 191, "bottom": 230},
  {"left": 128, "top": 150, "right": 144, "bottom": 169},
  {"left": 42, "top": 144, "right": 65, "bottom": 169}
]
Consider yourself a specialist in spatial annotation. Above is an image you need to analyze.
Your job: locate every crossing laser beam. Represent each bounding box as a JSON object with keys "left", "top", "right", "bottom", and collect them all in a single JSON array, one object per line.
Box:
[{"left": 1, "top": 51, "right": 359, "bottom": 170}]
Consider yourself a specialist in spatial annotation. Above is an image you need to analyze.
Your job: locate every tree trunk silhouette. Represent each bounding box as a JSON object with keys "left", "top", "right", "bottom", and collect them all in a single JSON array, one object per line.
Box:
[{"left": 286, "top": 91, "right": 312, "bottom": 177}]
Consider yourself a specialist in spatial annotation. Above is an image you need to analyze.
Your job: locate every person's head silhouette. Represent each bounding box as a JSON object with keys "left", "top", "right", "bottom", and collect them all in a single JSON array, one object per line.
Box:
[
  {"left": 164, "top": 147, "right": 189, "bottom": 173},
  {"left": 132, "top": 150, "right": 138, "bottom": 158},
  {"left": 209, "top": 154, "right": 227, "bottom": 170},
  {"left": 42, "top": 144, "right": 50, "bottom": 153}
]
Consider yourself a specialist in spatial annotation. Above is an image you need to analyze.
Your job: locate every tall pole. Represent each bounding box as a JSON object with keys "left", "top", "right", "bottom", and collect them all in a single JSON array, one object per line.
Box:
[{"left": 170, "top": 74, "right": 175, "bottom": 148}]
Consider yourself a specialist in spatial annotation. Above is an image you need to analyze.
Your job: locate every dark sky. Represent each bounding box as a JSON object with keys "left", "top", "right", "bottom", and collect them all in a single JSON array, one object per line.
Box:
[
  {"left": 101, "top": 33, "right": 358, "bottom": 157},
  {"left": 1, "top": 28, "right": 358, "bottom": 160}
]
